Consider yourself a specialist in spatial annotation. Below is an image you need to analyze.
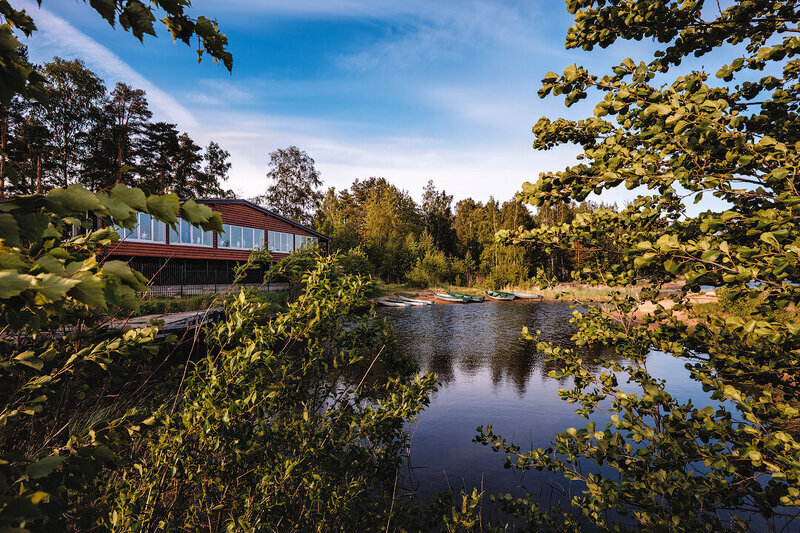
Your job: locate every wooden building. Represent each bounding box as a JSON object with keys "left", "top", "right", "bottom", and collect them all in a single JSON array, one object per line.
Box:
[{"left": 104, "top": 198, "right": 329, "bottom": 292}]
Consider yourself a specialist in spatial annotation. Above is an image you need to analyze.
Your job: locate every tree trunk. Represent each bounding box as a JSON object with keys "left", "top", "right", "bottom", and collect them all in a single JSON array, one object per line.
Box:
[{"left": 36, "top": 156, "right": 41, "bottom": 194}]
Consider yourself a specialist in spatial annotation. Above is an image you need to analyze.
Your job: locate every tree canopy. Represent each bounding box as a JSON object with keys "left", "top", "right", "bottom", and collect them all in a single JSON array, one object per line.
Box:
[
  {"left": 478, "top": 0, "right": 800, "bottom": 529},
  {"left": 0, "top": 0, "right": 232, "bottom": 105},
  {"left": 257, "top": 146, "right": 323, "bottom": 226}
]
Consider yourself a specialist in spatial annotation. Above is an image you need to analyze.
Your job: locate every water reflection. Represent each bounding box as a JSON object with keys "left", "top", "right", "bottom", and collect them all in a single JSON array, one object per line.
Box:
[{"left": 379, "top": 301, "right": 705, "bottom": 504}]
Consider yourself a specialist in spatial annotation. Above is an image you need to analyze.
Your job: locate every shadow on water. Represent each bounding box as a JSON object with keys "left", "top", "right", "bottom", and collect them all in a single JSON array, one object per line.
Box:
[{"left": 378, "top": 301, "right": 709, "bottom": 509}]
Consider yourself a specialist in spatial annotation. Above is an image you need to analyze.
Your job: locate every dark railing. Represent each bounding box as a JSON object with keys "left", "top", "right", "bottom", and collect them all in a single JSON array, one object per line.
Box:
[{"left": 130, "top": 259, "right": 278, "bottom": 297}]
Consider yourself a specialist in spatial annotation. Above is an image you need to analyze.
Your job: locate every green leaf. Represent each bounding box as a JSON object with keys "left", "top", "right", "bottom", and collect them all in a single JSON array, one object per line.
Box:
[
  {"left": 33, "top": 273, "right": 81, "bottom": 303},
  {"left": 0, "top": 213, "right": 21, "bottom": 246},
  {"left": 102, "top": 260, "right": 146, "bottom": 290},
  {"left": 0, "top": 251, "right": 25, "bottom": 270},
  {"left": 181, "top": 200, "right": 223, "bottom": 231},
  {"left": 16, "top": 212, "right": 50, "bottom": 244},
  {"left": 110, "top": 183, "right": 147, "bottom": 211},
  {"left": 103, "top": 196, "right": 138, "bottom": 226},
  {"left": 89, "top": 0, "right": 116, "bottom": 25},
  {"left": 14, "top": 351, "right": 43, "bottom": 371},
  {"left": 46, "top": 184, "right": 103, "bottom": 215},
  {"left": 68, "top": 271, "right": 107, "bottom": 309},
  {"left": 0, "top": 271, "right": 36, "bottom": 298},
  {"left": 146, "top": 194, "right": 179, "bottom": 223},
  {"left": 26, "top": 455, "right": 64, "bottom": 479}
]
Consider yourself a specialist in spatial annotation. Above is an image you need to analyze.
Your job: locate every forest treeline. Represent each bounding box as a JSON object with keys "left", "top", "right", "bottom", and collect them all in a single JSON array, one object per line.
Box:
[
  {"left": 0, "top": 53, "right": 233, "bottom": 198},
  {"left": 314, "top": 177, "right": 618, "bottom": 287}
]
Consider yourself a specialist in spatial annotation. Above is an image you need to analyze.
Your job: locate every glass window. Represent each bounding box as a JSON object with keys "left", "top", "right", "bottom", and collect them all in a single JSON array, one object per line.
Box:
[
  {"left": 169, "top": 221, "right": 179, "bottom": 244},
  {"left": 254, "top": 229, "right": 264, "bottom": 250},
  {"left": 268, "top": 231, "right": 277, "bottom": 251},
  {"left": 191, "top": 225, "right": 202, "bottom": 245},
  {"left": 295, "top": 234, "right": 303, "bottom": 250},
  {"left": 219, "top": 224, "right": 231, "bottom": 247},
  {"left": 242, "top": 227, "right": 253, "bottom": 249},
  {"left": 138, "top": 213, "right": 151, "bottom": 240},
  {"left": 180, "top": 219, "right": 192, "bottom": 244},
  {"left": 152, "top": 219, "right": 165, "bottom": 242},
  {"left": 231, "top": 225, "right": 242, "bottom": 248},
  {"left": 203, "top": 229, "right": 213, "bottom": 246}
]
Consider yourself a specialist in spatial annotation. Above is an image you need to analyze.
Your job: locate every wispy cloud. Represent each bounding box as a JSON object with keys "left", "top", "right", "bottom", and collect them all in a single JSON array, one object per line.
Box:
[
  {"left": 16, "top": 0, "right": 197, "bottom": 127},
  {"left": 334, "top": 1, "right": 559, "bottom": 73}
]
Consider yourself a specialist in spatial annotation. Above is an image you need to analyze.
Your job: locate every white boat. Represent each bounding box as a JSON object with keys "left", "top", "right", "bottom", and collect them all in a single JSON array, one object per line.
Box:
[
  {"left": 513, "top": 292, "right": 543, "bottom": 300},
  {"left": 433, "top": 292, "right": 468, "bottom": 303},
  {"left": 374, "top": 298, "right": 410, "bottom": 308},
  {"left": 396, "top": 295, "right": 434, "bottom": 305}
]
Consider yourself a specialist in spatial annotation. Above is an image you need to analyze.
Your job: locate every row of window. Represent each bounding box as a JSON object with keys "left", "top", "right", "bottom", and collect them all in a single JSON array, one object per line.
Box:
[
  {"left": 220, "top": 224, "right": 265, "bottom": 250},
  {"left": 112, "top": 215, "right": 317, "bottom": 252}
]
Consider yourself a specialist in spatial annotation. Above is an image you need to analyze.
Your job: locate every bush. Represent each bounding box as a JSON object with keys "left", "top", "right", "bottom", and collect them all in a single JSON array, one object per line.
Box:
[
  {"left": 111, "top": 255, "right": 437, "bottom": 530},
  {"left": 338, "top": 246, "right": 375, "bottom": 278}
]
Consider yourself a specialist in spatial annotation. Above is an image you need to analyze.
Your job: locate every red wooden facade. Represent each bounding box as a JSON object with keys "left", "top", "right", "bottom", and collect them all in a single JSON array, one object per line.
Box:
[{"left": 106, "top": 199, "right": 328, "bottom": 263}]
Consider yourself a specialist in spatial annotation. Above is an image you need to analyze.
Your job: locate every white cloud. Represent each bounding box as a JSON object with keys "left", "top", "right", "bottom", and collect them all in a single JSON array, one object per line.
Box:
[
  {"left": 12, "top": 0, "right": 641, "bottom": 210},
  {"left": 16, "top": 0, "right": 197, "bottom": 127},
  {"left": 189, "top": 104, "right": 586, "bottom": 205}
]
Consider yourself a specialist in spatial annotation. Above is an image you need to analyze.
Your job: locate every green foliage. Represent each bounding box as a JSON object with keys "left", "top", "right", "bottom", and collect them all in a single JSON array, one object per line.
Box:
[
  {"left": 256, "top": 146, "right": 323, "bottom": 226},
  {"left": 135, "top": 292, "right": 221, "bottom": 317},
  {"left": 316, "top": 176, "right": 599, "bottom": 287},
  {"left": 0, "top": 0, "right": 232, "bottom": 105},
  {"left": 111, "top": 255, "right": 437, "bottom": 531},
  {"left": 0, "top": 184, "right": 224, "bottom": 530},
  {"left": 485, "top": 0, "right": 800, "bottom": 529},
  {"left": 338, "top": 245, "right": 375, "bottom": 278},
  {"left": 0, "top": 184, "right": 436, "bottom": 530}
]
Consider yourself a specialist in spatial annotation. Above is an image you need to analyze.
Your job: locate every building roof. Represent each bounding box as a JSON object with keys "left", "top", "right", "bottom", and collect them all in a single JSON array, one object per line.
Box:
[{"left": 198, "top": 198, "right": 330, "bottom": 241}]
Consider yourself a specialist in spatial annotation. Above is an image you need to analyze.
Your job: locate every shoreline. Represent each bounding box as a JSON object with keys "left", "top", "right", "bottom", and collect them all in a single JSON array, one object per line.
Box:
[{"left": 376, "top": 282, "right": 692, "bottom": 303}]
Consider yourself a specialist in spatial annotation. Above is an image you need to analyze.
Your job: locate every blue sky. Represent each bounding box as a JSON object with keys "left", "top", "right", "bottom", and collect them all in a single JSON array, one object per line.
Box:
[{"left": 20, "top": 0, "right": 660, "bottom": 204}]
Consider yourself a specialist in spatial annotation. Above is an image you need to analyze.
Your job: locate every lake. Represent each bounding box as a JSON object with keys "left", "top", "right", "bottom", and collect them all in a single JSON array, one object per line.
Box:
[{"left": 378, "top": 300, "right": 712, "bottom": 507}]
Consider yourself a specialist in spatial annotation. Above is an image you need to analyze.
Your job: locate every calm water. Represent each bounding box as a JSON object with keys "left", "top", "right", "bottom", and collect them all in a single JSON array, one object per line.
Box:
[{"left": 379, "top": 301, "right": 711, "bottom": 505}]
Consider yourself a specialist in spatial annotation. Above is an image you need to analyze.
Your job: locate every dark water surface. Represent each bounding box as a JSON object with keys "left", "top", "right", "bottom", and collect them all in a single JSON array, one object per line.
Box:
[{"left": 378, "top": 301, "right": 708, "bottom": 505}]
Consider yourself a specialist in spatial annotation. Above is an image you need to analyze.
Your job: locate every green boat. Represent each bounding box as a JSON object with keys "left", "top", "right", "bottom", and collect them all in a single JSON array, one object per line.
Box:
[
  {"left": 485, "top": 290, "right": 516, "bottom": 301},
  {"left": 433, "top": 292, "right": 468, "bottom": 303},
  {"left": 447, "top": 291, "right": 484, "bottom": 303}
]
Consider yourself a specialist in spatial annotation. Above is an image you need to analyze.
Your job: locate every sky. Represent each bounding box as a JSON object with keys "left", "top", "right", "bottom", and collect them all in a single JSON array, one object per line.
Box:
[{"left": 18, "top": 0, "right": 667, "bottom": 205}]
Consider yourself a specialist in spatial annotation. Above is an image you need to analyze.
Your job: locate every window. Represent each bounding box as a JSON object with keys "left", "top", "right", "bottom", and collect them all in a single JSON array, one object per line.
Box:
[
  {"left": 295, "top": 235, "right": 318, "bottom": 250},
  {"left": 268, "top": 230, "right": 295, "bottom": 253},
  {"left": 219, "top": 224, "right": 231, "bottom": 247},
  {"left": 242, "top": 227, "right": 253, "bottom": 249},
  {"left": 218, "top": 224, "right": 264, "bottom": 250},
  {"left": 170, "top": 217, "right": 212, "bottom": 246},
  {"left": 111, "top": 214, "right": 167, "bottom": 243}
]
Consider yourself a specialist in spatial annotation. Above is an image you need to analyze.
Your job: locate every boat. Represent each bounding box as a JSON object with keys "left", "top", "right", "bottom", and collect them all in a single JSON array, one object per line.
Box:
[
  {"left": 512, "top": 292, "right": 543, "bottom": 300},
  {"left": 448, "top": 292, "right": 484, "bottom": 303},
  {"left": 396, "top": 295, "right": 434, "bottom": 305},
  {"left": 374, "top": 297, "right": 410, "bottom": 308},
  {"left": 386, "top": 296, "right": 426, "bottom": 306},
  {"left": 433, "top": 292, "right": 469, "bottom": 303},
  {"left": 486, "top": 290, "right": 516, "bottom": 301}
]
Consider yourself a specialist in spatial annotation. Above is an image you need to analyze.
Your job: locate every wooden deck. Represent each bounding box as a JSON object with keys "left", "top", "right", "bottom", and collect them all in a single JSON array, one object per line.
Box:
[{"left": 108, "top": 307, "right": 225, "bottom": 338}]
